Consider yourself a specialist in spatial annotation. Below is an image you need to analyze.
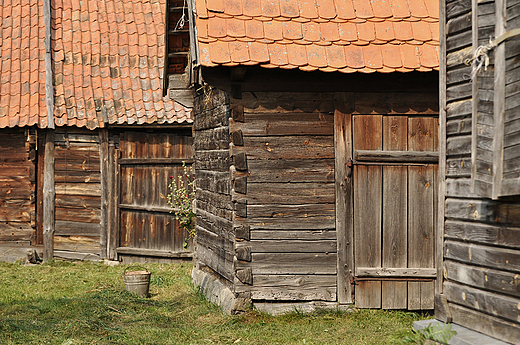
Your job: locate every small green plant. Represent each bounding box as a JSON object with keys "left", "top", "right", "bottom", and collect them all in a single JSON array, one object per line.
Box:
[
  {"left": 167, "top": 161, "right": 195, "bottom": 249},
  {"left": 396, "top": 323, "right": 456, "bottom": 344}
]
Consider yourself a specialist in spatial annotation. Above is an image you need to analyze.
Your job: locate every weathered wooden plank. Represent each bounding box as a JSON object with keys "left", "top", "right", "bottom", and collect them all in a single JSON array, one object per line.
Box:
[
  {"left": 446, "top": 177, "right": 477, "bottom": 197},
  {"left": 43, "top": 130, "right": 55, "bottom": 260},
  {"left": 99, "top": 129, "right": 109, "bottom": 259},
  {"left": 55, "top": 221, "right": 101, "bottom": 236},
  {"left": 446, "top": 135, "right": 471, "bottom": 156},
  {"left": 250, "top": 230, "right": 336, "bottom": 240},
  {"left": 240, "top": 284, "right": 336, "bottom": 301},
  {"left": 55, "top": 183, "right": 101, "bottom": 197},
  {"left": 243, "top": 183, "right": 335, "bottom": 204},
  {"left": 245, "top": 159, "right": 335, "bottom": 183},
  {"left": 243, "top": 215, "right": 335, "bottom": 230},
  {"left": 250, "top": 240, "right": 336, "bottom": 253},
  {"left": 246, "top": 204, "right": 334, "bottom": 218},
  {"left": 0, "top": 224, "right": 33, "bottom": 241},
  {"left": 196, "top": 209, "right": 234, "bottom": 238},
  {"left": 446, "top": 0, "right": 471, "bottom": 20},
  {"left": 444, "top": 198, "right": 496, "bottom": 221},
  {"left": 353, "top": 114, "right": 382, "bottom": 309},
  {"left": 194, "top": 150, "right": 231, "bottom": 171},
  {"left": 55, "top": 207, "right": 101, "bottom": 223},
  {"left": 195, "top": 189, "right": 233, "bottom": 210},
  {"left": 238, "top": 253, "right": 337, "bottom": 275},
  {"left": 197, "top": 244, "right": 234, "bottom": 282},
  {"left": 446, "top": 157, "right": 471, "bottom": 177},
  {"left": 196, "top": 170, "right": 231, "bottom": 194},
  {"left": 444, "top": 220, "right": 520, "bottom": 249},
  {"left": 446, "top": 30, "right": 472, "bottom": 52},
  {"left": 229, "top": 114, "right": 334, "bottom": 137},
  {"left": 54, "top": 235, "right": 100, "bottom": 254},
  {"left": 444, "top": 261, "right": 520, "bottom": 298},
  {"left": 235, "top": 92, "right": 335, "bottom": 114},
  {"left": 230, "top": 136, "right": 334, "bottom": 160},
  {"left": 446, "top": 46, "right": 472, "bottom": 68},
  {"left": 352, "top": 92, "right": 438, "bottom": 115},
  {"left": 355, "top": 150, "right": 438, "bottom": 163},
  {"left": 334, "top": 92, "right": 354, "bottom": 304},
  {"left": 115, "top": 247, "right": 193, "bottom": 258},
  {"left": 196, "top": 199, "right": 233, "bottom": 221},
  {"left": 445, "top": 240, "right": 520, "bottom": 273},
  {"left": 356, "top": 268, "right": 436, "bottom": 278},
  {"left": 446, "top": 99, "right": 472, "bottom": 119},
  {"left": 444, "top": 281, "right": 520, "bottom": 323},
  {"left": 449, "top": 303, "right": 520, "bottom": 344}
]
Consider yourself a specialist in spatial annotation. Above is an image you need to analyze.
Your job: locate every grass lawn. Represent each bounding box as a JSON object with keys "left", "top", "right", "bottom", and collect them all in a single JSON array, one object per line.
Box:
[{"left": 0, "top": 260, "right": 428, "bottom": 344}]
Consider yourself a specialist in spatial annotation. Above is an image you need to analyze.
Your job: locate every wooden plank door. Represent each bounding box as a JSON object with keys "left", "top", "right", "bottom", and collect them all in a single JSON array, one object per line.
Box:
[
  {"left": 117, "top": 130, "right": 193, "bottom": 261},
  {"left": 351, "top": 114, "right": 438, "bottom": 310}
]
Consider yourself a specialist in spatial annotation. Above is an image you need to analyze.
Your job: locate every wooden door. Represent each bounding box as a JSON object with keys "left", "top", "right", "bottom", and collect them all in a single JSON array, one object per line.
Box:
[
  {"left": 116, "top": 130, "right": 193, "bottom": 261},
  {"left": 351, "top": 114, "right": 438, "bottom": 310}
]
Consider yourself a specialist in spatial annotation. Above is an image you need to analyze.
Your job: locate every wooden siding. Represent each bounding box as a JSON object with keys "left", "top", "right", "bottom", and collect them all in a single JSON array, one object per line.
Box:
[
  {"left": 442, "top": 0, "right": 520, "bottom": 342},
  {"left": 53, "top": 129, "right": 102, "bottom": 258},
  {"left": 0, "top": 129, "right": 36, "bottom": 244},
  {"left": 230, "top": 92, "right": 337, "bottom": 302},
  {"left": 193, "top": 88, "right": 235, "bottom": 282}
]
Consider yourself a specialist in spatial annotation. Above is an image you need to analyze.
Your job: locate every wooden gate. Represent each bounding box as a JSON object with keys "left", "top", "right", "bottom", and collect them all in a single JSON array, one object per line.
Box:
[
  {"left": 114, "top": 130, "right": 193, "bottom": 263},
  {"left": 337, "top": 110, "right": 438, "bottom": 310}
]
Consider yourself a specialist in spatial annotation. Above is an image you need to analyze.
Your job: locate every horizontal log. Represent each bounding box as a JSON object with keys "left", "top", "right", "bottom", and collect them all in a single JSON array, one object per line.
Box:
[
  {"left": 55, "top": 171, "right": 101, "bottom": 183},
  {"left": 194, "top": 150, "right": 231, "bottom": 171},
  {"left": 193, "top": 104, "right": 229, "bottom": 131},
  {"left": 197, "top": 243, "right": 234, "bottom": 282},
  {"left": 444, "top": 260, "right": 520, "bottom": 298},
  {"left": 446, "top": 135, "right": 471, "bottom": 157},
  {"left": 445, "top": 198, "right": 496, "bottom": 222},
  {"left": 118, "top": 158, "right": 194, "bottom": 165},
  {"left": 196, "top": 170, "right": 231, "bottom": 194},
  {"left": 355, "top": 267, "right": 436, "bottom": 278},
  {"left": 234, "top": 92, "right": 334, "bottom": 114},
  {"left": 55, "top": 183, "right": 101, "bottom": 197},
  {"left": 53, "top": 250, "right": 101, "bottom": 261},
  {"left": 240, "top": 215, "right": 335, "bottom": 230},
  {"left": 246, "top": 159, "right": 335, "bottom": 183},
  {"left": 55, "top": 195, "right": 100, "bottom": 209},
  {"left": 446, "top": 158, "right": 471, "bottom": 177},
  {"left": 55, "top": 207, "right": 101, "bottom": 223},
  {"left": 0, "top": 223, "right": 33, "bottom": 241},
  {"left": 237, "top": 252, "right": 337, "bottom": 275},
  {"left": 445, "top": 220, "right": 520, "bottom": 248},
  {"left": 195, "top": 189, "right": 233, "bottom": 211},
  {"left": 230, "top": 136, "right": 334, "bottom": 160},
  {"left": 250, "top": 230, "right": 336, "bottom": 240},
  {"left": 445, "top": 240, "right": 520, "bottom": 273},
  {"left": 229, "top": 114, "right": 334, "bottom": 137},
  {"left": 354, "top": 150, "right": 438, "bottom": 163},
  {"left": 247, "top": 204, "right": 335, "bottom": 218},
  {"left": 250, "top": 240, "right": 336, "bottom": 253},
  {"left": 194, "top": 127, "right": 230, "bottom": 151},
  {"left": 449, "top": 303, "right": 520, "bottom": 344},
  {"left": 115, "top": 247, "right": 192, "bottom": 258},
  {"left": 119, "top": 204, "right": 173, "bottom": 214},
  {"left": 444, "top": 281, "right": 520, "bottom": 324},
  {"left": 238, "top": 284, "right": 336, "bottom": 301},
  {"left": 195, "top": 199, "right": 233, "bottom": 221},
  {"left": 196, "top": 210, "right": 234, "bottom": 237},
  {"left": 55, "top": 221, "right": 100, "bottom": 236},
  {"left": 54, "top": 235, "right": 101, "bottom": 254},
  {"left": 243, "top": 183, "right": 335, "bottom": 205}
]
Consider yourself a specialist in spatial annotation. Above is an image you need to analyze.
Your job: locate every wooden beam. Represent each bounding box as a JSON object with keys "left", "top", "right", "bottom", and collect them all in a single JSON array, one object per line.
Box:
[
  {"left": 99, "top": 129, "right": 108, "bottom": 260},
  {"left": 437, "top": 0, "right": 448, "bottom": 296},
  {"left": 334, "top": 92, "right": 354, "bottom": 304},
  {"left": 115, "top": 247, "right": 193, "bottom": 258},
  {"left": 118, "top": 158, "right": 194, "bottom": 165},
  {"left": 107, "top": 144, "right": 119, "bottom": 260},
  {"left": 354, "top": 150, "right": 439, "bottom": 163},
  {"left": 43, "top": 0, "right": 54, "bottom": 129},
  {"left": 492, "top": 0, "right": 506, "bottom": 199},
  {"left": 43, "top": 130, "right": 55, "bottom": 261},
  {"left": 355, "top": 267, "right": 437, "bottom": 278}
]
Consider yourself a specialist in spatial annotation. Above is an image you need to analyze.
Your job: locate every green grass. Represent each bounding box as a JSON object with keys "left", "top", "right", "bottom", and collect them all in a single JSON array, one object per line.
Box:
[{"left": 0, "top": 261, "right": 428, "bottom": 344}]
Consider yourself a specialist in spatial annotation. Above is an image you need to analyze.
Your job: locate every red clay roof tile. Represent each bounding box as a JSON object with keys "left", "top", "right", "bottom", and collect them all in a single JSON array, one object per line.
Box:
[
  {"left": 280, "top": 0, "right": 299, "bottom": 18},
  {"left": 261, "top": 0, "right": 280, "bottom": 17},
  {"left": 243, "top": 0, "right": 262, "bottom": 17}
]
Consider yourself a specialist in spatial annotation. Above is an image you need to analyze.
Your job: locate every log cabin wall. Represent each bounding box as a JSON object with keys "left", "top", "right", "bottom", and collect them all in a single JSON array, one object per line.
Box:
[
  {"left": 193, "top": 88, "right": 235, "bottom": 283},
  {"left": 53, "top": 128, "right": 103, "bottom": 260},
  {"left": 0, "top": 128, "right": 37, "bottom": 245},
  {"left": 440, "top": 0, "right": 520, "bottom": 341},
  {"left": 229, "top": 92, "right": 337, "bottom": 306}
]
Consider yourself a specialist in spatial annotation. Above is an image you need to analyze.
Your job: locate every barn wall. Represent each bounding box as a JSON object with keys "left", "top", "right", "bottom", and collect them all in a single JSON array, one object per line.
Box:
[
  {"left": 0, "top": 128, "right": 36, "bottom": 245},
  {"left": 230, "top": 92, "right": 337, "bottom": 302},
  {"left": 442, "top": 0, "right": 520, "bottom": 342},
  {"left": 193, "top": 88, "right": 235, "bottom": 282},
  {"left": 53, "top": 128, "right": 102, "bottom": 260}
]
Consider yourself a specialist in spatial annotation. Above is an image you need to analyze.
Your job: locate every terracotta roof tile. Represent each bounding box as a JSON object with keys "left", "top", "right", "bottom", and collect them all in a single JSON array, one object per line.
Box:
[{"left": 197, "top": 0, "right": 438, "bottom": 72}]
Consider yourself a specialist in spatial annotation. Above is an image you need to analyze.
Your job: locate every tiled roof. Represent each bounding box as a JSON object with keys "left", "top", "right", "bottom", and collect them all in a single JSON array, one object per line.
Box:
[
  {"left": 195, "top": 0, "right": 439, "bottom": 73},
  {"left": 0, "top": 0, "right": 192, "bottom": 129},
  {"left": 0, "top": 0, "right": 47, "bottom": 128}
]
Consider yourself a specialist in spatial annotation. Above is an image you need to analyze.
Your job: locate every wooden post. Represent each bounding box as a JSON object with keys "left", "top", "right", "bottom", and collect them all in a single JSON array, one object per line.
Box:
[
  {"left": 43, "top": 0, "right": 54, "bottom": 129},
  {"left": 99, "top": 129, "right": 109, "bottom": 259},
  {"left": 334, "top": 92, "right": 355, "bottom": 304},
  {"left": 436, "top": 0, "right": 448, "bottom": 295},
  {"left": 43, "top": 130, "right": 55, "bottom": 260}
]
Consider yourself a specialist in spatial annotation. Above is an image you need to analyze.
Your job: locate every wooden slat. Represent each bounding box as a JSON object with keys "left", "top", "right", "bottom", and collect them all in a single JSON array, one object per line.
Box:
[
  {"left": 354, "top": 150, "right": 438, "bottom": 163},
  {"left": 250, "top": 240, "right": 336, "bottom": 253},
  {"left": 356, "top": 268, "right": 436, "bottom": 278},
  {"left": 115, "top": 247, "right": 193, "bottom": 258},
  {"left": 238, "top": 253, "right": 337, "bottom": 275},
  {"left": 382, "top": 115, "right": 408, "bottom": 309},
  {"left": 444, "top": 240, "right": 520, "bottom": 272},
  {"left": 43, "top": 130, "right": 55, "bottom": 260},
  {"left": 118, "top": 158, "right": 194, "bottom": 165},
  {"left": 353, "top": 114, "right": 382, "bottom": 308}
]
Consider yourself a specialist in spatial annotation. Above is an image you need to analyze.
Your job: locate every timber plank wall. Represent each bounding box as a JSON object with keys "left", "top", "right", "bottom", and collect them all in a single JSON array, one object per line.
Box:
[
  {"left": 0, "top": 128, "right": 37, "bottom": 245},
  {"left": 193, "top": 88, "right": 235, "bottom": 282},
  {"left": 230, "top": 91, "right": 337, "bottom": 303},
  {"left": 442, "top": 0, "right": 520, "bottom": 342}
]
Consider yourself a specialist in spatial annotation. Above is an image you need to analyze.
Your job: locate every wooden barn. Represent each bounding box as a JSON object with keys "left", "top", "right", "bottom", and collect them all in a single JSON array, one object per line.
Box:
[
  {"left": 188, "top": 0, "right": 442, "bottom": 313},
  {"left": 433, "top": 0, "right": 520, "bottom": 342},
  {"left": 0, "top": 0, "right": 194, "bottom": 263}
]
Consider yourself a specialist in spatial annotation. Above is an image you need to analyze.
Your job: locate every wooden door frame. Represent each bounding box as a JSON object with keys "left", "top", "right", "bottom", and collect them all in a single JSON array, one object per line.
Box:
[{"left": 334, "top": 92, "right": 355, "bottom": 304}]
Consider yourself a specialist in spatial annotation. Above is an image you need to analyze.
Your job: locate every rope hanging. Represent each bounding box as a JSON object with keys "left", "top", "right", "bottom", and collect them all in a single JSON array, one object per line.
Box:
[{"left": 464, "top": 28, "right": 520, "bottom": 80}]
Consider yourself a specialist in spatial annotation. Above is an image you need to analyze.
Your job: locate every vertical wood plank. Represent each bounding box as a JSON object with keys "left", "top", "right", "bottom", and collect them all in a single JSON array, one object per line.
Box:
[
  {"left": 408, "top": 117, "right": 435, "bottom": 310},
  {"left": 437, "top": 0, "right": 447, "bottom": 296},
  {"left": 470, "top": 0, "right": 479, "bottom": 194},
  {"left": 43, "top": 130, "right": 55, "bottom": 260},
  {"left": 492, "top": 0, "right": 506, "bottom": 199},
  {"left": 382, "top": 116, "right": 408, "bottom": 309},
  {"left": 353, "top": 115, "right": 382, "bottom": 308},
  {"left": 108, "top": 144, "right": 119, "bottom": 259},
  {"left": 36, "top": 135, "right": 45, "bottom": 245},
  {"left": 334, "top": 92, "right": 354, "bottom": 304},
  {"left": 99, "top": 129, "right": 109, "bottom": 259}
]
